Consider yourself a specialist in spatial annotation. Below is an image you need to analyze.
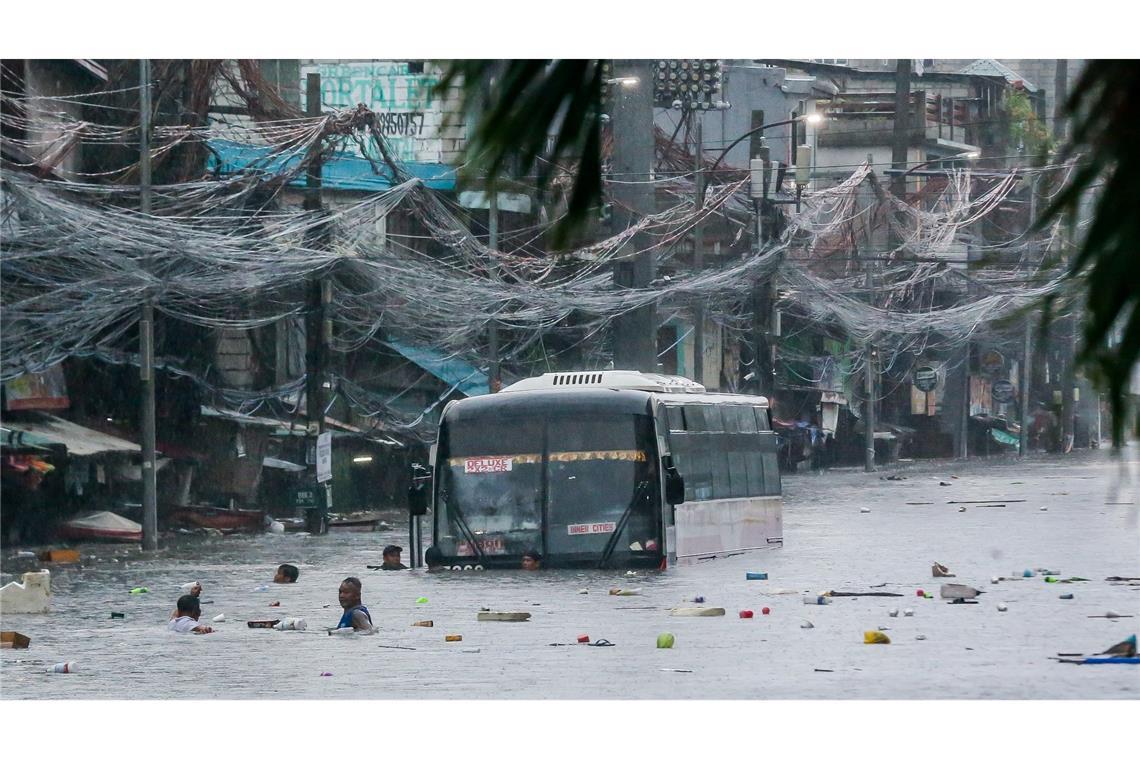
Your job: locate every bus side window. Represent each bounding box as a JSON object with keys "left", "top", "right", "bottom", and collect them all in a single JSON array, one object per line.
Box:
[
  {"left": 666, "top": 405, "right": 686, "bottom": 432},
  {"left": 684, "top": 405, "right": 705, "bottom": 432},
  {"left": 735, "top": 406, "right": 758, "bottom": 434},
  {"left": 753, "top": 406, "right": 771, "bottom": 432}
]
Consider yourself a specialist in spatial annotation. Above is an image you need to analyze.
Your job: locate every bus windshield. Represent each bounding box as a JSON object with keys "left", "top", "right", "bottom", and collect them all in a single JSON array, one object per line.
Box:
[{"left": 435, "top": 413, "right": 659, "bottom": 566}]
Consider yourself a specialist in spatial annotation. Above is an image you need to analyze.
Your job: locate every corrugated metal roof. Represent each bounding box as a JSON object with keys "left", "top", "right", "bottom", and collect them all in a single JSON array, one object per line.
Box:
[
  {"left": 1, "top": 414, "right": 139, "bottom": 456},
  {"left": 956, "top": 59, "right": 1039, "bottom": 91}
]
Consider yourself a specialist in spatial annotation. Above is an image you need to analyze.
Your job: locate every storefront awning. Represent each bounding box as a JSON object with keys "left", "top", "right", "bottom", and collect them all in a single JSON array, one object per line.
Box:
[
  {"left": 383, "top": 340, "right": 488, "bottom": 397},
  {"left": 0, "top": 413, "right": 140, "bottom": 456}
]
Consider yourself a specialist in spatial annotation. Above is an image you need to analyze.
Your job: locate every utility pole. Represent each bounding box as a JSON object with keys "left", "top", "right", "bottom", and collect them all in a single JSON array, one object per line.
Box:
[
  {"left": 1020, "top": 176, "right": 1039, "bottom": 457},
  {"left": 139, "top": 59, "right": 158, "bottom": 552},
  {"left": 488, "top": 189, "right": 501, "bottom": 391},
  {"left": 959, "top": 342, "right": 970, "bottom": 458},
  {"left": 750, "top": 142, "right": 772, "bottom": 397},
  {"left": 304, "top": 73, "right": 331, "bottom": 533},
  {"left": 610, "top": 60, "right": 657, "bottom": 372},
  {"left": 692, "top": 116, "right": 705, "bottom": 385}
]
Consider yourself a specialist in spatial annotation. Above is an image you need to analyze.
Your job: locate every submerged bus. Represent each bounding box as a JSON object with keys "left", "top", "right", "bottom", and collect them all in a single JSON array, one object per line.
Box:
[{"left": 422, "top": 371, "right": 782, "bottom": 569}]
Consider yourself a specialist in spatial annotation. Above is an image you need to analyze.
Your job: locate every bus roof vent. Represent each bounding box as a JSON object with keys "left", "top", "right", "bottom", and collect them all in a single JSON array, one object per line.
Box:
[{"left": 501, "top": 371, "right": 706, "bottom": 394}]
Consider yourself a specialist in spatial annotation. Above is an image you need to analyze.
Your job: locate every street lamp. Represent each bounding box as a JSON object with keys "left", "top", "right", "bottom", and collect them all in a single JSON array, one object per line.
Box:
[
  {"left": 605, "top": 77, "right": 639, "bottom": 87},
  {"left": 897, "top": 150, "right": 980, "bottom": 179}
]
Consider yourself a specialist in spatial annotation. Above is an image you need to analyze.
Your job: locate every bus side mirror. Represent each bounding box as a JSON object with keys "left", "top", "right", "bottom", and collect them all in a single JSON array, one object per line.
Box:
[
  {"left": 408, "top": 484, "right": 428, "bottom": 516},
  {"left": 662, "top": 456, "right": 684, "bottom": 505}
]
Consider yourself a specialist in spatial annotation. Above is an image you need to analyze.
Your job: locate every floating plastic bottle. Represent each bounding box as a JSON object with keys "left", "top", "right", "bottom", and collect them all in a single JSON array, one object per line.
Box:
[
  {"left": 802, "top": 595, "right": 831, "bottom": 605},
  {"left": 49, "top": 662, "right": 77, "bottom": 673},
  {"left": 128, "top": 587, "right": 148, "bottom": 595},
  {"left": 746, "top": 572, "right": 768, "bottom": 581}
]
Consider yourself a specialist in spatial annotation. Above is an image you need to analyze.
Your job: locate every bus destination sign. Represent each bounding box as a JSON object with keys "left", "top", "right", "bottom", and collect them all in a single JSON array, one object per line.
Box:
[
  {"left": 464, "top": 456, "right": 513, "bottom": 474},
  {"left": 568, "top": 522, "right": 617, "bottom": 536}
]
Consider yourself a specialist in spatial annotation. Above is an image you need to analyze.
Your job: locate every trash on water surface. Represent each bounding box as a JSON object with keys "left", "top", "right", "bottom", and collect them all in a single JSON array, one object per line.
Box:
[
  {"left": 320, "top": 672, "right": 333, "bottom": 677},
  {"left": 477, "top": 611, "right": 531, "bottom": 622},
  {"left": 49, "top": 662, "right": 77, "bottom": 673},
  {"left": 38, "top": 549, "right": 80, "bottom": 563},
  {"left": 739, "top": 610, "right": 754, "bottom": 618},
  {"left": 1040, "top": 507, "right": 1048, "bottom": 511},
  {"left": 800, "top": 621, "right": 814, "bottom": 629},
  {"left": 273, "top": 618, "right": 307, "bottom": 631},
  {"left": 0, "top": 631, "right": 31, "bottom": 649},
  {"left": 916, "top": 634, "right": 927, "bottom": 641},
  {"left": 939, "top": 481, "right": 951, "bottom": 486},
  {"left": 15, "top": 551, "right": 35, "bottom": 559},
  {"left": 690, "top": 596, "right": 705, "bottom": 604},
  {"left": 254, "top": 585, "right": 269, "bottom": 592},
  {"left": 609, "top": 588, "right": 642, "bottom": 596},
  {"left": 863, "top": 631, "right": 891, "bottom": 644},
  {"left": 660, "top": 668, "right": 693, "bottom": 673},
  {"left": 269, "top": 601, "right": 281, "bottom": 607},
  {"left": 577, "top": 634, "right": 590, "bottom": 644},
  {"left": 1022, "top": 569, "right": 1036, "bottom": 577},
  {"left": 888, "top": 609, "right": 899, "bottom": 617},
  {"left": 746, "top": 572, "right": 768, "bottom": 580},
  {"left": 327, "top": 627, "right": 355, "bottom": 635},
  {"left": 915, "top": 589, "right": 925, "bottom": 597},
  {"left": 958, "top": 507, "right": 967, "bottom": 512},
  {"left": 577, "top": 589, "right": 589, "bottom": 595},
  {"left": 802, "top": 595, "right": 831, "bottom": 605},
  {"left": 1059, "top": 593, "right": 1074, "bottom": 600},
  {"left": 924, "top": 592, "right": 934, "bottom": 599},
  {"left": 762, "top": 607, "right": 771, "bottom": 615},
  {"left": 903, "top": 609, "right": 914, "bottom": 617},
  {"left": 416, "top": 597, "right": 429, "bottom": 604},
  {"left": 248, "top": 620, "right": 281, "bottom": 629},
  {"left": 991, "top": 577, "right": 1000, "bottom": 584},
  {"left": 212, "top": 614, "right": 225, "bottom": 623},
  {"left": 878, "top": 626, "right": 891, "bottom": 631},
  {"left": 411, "top": 620, "right": 433, "bottom": 627},
  {"left": 940, "top": 584, "right": 983, "bottom": 600},
  {"left": 128, "top": 587, "right": 148, "bottom": 595},
  {"left": 669, "top": 607, "right": 725, "bottom": 617},
  {"left": 860, "top": 507, "right": 871, "bottom": 513},
  {"left": 998, "top": 603, "right": 1008, "bottom": 612},
  {"left": 110, "top": 612, "right": 125, "bottom": 620},
  {"left": 932, "top": 562, "right": 955, "bottom": 578},
  {"left": 656, "top": 632, "right": 675, "bottom": 649},
  {"left": 445, "top": 634, "right": 463, "bottom": 642}
]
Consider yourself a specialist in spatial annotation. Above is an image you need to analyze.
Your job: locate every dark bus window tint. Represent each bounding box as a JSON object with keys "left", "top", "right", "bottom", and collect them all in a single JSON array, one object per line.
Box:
[
  {"left": 685, "top": 405, "right": 706, "bottom": 432},
  {"left": 762, "top": 452, "right": 780, "bottom": 495},
  {"left": 723, "top": 405, "right": 743, "bottom": 433},
  {"left": 703, "top": 405, "right": 725, "bottom": 433},
  {"left": 686, "top": 450, "right": 713, "bottom": 500},
  {"left": 745, "top": 451, "right": 765, "bottom": 495},
  {"left": 447, "top": 419, "right": 543, "bottom": 456},
  {"left": 735, "top": 406, "right": 758, "bottom": 434},
  {"left": 753, "top": 406, "right": 771, "bottom": 432},
  {"left": 549, "top": 415, "right": 637, "bottom": 451},
  {"left": 710, "top": 451, "right": 730, "bottom": 499},
  {"left": 727, "top": 451, "right": 748, "bottom": 497},
  {"left": 666, "top": 405, "right": 686, "bottom": 432}
]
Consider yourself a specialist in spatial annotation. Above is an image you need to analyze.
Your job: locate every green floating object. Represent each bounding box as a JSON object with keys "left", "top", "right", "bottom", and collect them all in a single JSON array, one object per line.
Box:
[
  {"left": 129, "top": 587, "right": 149, "bottom": 594},
  {"left": 416, "top": 597, "right": 429, "bottom": 604},
  {"left": 656, "top": 632, "right": 675, "bottom": 649},
  {"left": 1045, "top": 577, "right": 1059, "bottom": 583}
]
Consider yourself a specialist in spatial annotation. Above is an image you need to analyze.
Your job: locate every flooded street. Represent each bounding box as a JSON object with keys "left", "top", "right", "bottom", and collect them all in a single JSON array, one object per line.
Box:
[{"left": 2, "top": 448, "right": 1137, "bottom": 700}]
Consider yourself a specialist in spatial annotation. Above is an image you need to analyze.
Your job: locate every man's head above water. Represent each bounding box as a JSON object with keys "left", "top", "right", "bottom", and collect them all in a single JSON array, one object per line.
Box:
[
  {"left": 338, "top": 576, "right": 362, "bottom": 609},
  {"left": 521, "top": 549, "right": 542, "bottom": 571}
]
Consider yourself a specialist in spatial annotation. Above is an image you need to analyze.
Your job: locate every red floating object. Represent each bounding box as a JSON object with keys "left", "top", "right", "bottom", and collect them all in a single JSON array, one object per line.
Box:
[
  {"left": 915, "top": 589, "right": 925, "bottom": 597},
  {"left": 577, "top": 634, "right": 590, "bottom": 643},
  {"left": 761, "top": 607, "right": 771, "bottom": 615},
  {"left": 739, "top": 610, "right": 754, "bottom": 618}
]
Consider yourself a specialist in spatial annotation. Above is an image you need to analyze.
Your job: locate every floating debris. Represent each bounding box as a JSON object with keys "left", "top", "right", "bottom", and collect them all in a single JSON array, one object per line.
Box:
[{"left": 863, "top": 631, "right": 891, "bottom": 644}]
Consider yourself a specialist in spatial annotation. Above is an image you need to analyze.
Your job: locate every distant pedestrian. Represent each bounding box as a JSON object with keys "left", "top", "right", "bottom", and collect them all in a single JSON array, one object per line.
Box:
[
  {"left": 274, "top": 563, "right": 299, "bottom": 583},
  {"left": 379, "top": 545, "right": 407, "bottom": 571},
  {"left": 334, "top": 577, "right": 373, "bottom": 632},
  {"left": 168, "top": 595, "right": 213, "bottom": 634}
]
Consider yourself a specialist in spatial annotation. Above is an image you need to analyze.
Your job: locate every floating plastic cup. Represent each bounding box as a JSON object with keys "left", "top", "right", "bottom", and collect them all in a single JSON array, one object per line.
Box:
[
  {"left": 50, "top": 662, "right": 77, "bottom": 673},
  {"left": 761, "top": 607, "right": 771, "bottom": 615},
  {"left": 577, "top": 634, "right": 590, "bottom": 643},
  {"left": 212, "top": 614, "right": 225, "bottom": 623},
  {"left": 915, "top": 589, "right": 925, "bottom": 597},
  {"left": 739, "top": 610, "right": 754, "bottom": 619},
  {"left": 746, "top": 572, "right": 768, "bottom": 581},
  {"left": 656, "top": 632, "right": 675, "bottom": 649}
]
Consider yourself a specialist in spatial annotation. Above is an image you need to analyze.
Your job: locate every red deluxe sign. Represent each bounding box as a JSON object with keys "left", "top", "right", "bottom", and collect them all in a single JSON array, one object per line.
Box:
[
  {"left": 464, "top": 456, "right": 513, "bottom": 474},
  {"left": 567, "top": 522, "right": 617, "bottom": 536}
]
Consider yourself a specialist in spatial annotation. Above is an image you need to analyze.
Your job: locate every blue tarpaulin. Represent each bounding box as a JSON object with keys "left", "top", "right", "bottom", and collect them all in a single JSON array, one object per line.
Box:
[
  {"left": 207, "top": 138, "right": 456, "bottom": 192},
  {"left": 384, "top": 340, "right": 488, "bottom": 397}
]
